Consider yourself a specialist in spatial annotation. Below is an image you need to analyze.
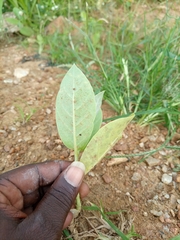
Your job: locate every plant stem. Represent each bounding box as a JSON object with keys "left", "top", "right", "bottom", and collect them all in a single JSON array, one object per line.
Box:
[
  {"left": 74, "top": 149, "right": 81, "bottom": 211},
  {"left": 76, "top": 194, "right": 81, "bottom": 211}
]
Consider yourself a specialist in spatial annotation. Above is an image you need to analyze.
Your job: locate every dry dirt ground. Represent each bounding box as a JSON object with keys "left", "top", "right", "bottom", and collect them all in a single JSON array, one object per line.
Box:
[{"left": 0, "top": 3, "right": 180, "bottom": 240}]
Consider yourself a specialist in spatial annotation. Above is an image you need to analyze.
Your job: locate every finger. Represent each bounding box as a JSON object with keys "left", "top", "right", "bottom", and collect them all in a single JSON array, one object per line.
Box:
[
  {"left": 63, "top": 212, "right": 73, "bottom": 229},
  {"left": 18, "top": 162, "right": 85, "bottom": 239},
  {"left": 79, "top": 182, "right": 89, "bottom": 199},
  {"left": 0, "top": 160, "right": 71, "bottom": 209}
]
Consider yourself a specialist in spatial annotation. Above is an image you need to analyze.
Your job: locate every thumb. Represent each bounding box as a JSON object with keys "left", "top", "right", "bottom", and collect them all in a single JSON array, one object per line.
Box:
[{"left": 19, "top": 162, "right": 85, "bottom": 240}]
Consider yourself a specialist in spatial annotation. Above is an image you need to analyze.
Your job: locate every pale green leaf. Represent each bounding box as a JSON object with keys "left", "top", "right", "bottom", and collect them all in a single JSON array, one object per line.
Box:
[
  {"left": 90, "top": 109, "right": 103, "bottom": 138},
  {"left": 20, "top": 26, "right": 34, "bottom": 36},
  {"left": 80, "top": 114, "right": 134, "bottom": 174},
  {"left": 56, "top": 64, "right": 96, "bottom": 152},
  {"left": 89, "top": 91, "right": 104, "bottom": 140},
  {"left": 6, "top": 18, "right": 21, "bottom": 26},
  {"left": 95, "top": 91, "right": 104, "bottom": 113}
]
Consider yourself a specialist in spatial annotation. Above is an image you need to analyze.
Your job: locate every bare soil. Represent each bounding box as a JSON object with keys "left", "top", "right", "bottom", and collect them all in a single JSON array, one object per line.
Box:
[{"left": 0, "top": 3, "right": 180, "bottom": 239}]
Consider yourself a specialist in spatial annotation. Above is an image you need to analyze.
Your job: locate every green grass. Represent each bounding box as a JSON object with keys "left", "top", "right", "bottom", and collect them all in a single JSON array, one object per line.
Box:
[{"left": 2, "top": 0, "right": 179, "bottom": 130}]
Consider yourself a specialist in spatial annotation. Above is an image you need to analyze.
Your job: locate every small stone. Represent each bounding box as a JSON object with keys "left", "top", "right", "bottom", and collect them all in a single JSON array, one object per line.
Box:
[
  {"left": 159, "top": 150, "right": 166, "bottom": 156},
  {"left": 170, "top": 209, "right": 175, "bottom": 218},
  {"left": 153, "top": 195, "right": 159, "bottom": 200},
  {"left": 175, "top": 174, "right": 180, "bottom": 183},
  {"left": 14, "top": 67, "right": 29, "bottom": 79},
  {"left": 145, "top": 156, "right": 160, "bottom": 167},
  {"left": 60, "top": 150, "right": 69, "bottom": 158},
  {"left": 56, "top": 145, "right": 62, "bottom": 151},
  {"left": 143, "top": 212, "right": 148, "bottom": 217},
  {"left": 139, "top": 142, "right": 144, "bottom": 148},
  {"left": 9, "top": 148, "right": 15, "bottom": 154},
  {"left": 177, "top": 199, "right": 180, "bottom": 204},
  {"left": 88, "top": 171, "right": 95, "bottom": 177},
  {"left": 159, "top": 215, "right": 165, "bottom": 223},
  {"left": 161, "top": 174, "right": 172, "bottom": 184},
  {"left": 16, "top": 122, "right": 21, "bottom": 127},
  {"left": 23, "top": 136, "right": 32, "bottom": 142},
  {"left": 107, "top": 154, "right": 128, "bottom": 166},
  {"left": 9, "top": 126, "right": 16, "bottom": 131},
  {"left": 164, "top": 194, "right": 170, "bottom": 199},
  {"left": 46, "top": 140, "right": 55, "bottom": 150},
  {"left": 39, "top": 138, "right": 46, "bottom": 143},
  {"left": 102, "top": 173, "right": 112, "bottom": 184},
  {"left": 131, "top": 172, "right": 141, "bottom": 181},
  {"left": 148, "top": 135, "right": 157, "bottom": 142},
  {"left": 169, "top": 194, "right": 177, "bottom": 208},
  {"left": 150, "top": 210, "right": 163, "bottom": 217},
  {"left": 54, "top": 139, "right": 62, "bottom": 144},
  {"left": 164, "top": 212, "right": 170, "bottom": 219},
  {"left": 4, "top": 144, "right": 11, "bottom": 152},
  {"left": 3, "top": 79, "right": 14, "bottom": 84},
  {"left": 46, "top": 108, "right": 51, "bottom": 114},
  {"left": 161, "top": 165, "right": 168, "bottom": 173}
]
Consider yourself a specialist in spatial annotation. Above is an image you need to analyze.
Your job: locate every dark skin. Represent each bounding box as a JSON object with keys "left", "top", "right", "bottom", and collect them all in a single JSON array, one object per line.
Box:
[{"left": 0, "top": 160, "right": 89, "bottom": 240}]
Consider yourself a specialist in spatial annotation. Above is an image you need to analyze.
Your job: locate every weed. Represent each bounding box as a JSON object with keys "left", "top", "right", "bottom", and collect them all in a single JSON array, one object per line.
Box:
[
  {"left": 16, "top": 106, "right": 36, "bottom": 125},
  {"left": 83, "top": 202, "right": 141, "bottom": 239}
]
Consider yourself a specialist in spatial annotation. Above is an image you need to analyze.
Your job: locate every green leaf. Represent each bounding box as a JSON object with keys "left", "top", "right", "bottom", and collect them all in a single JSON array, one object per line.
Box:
[
  {"left": 13, "top": 7, "right": 23, "bottom": 20},
  {"left": 95, "top": 91, "right": 104, "bottom": 113},
  {"left": 90, "top": 109, "right": 102, "bottom": 138},
  {"left": 56, "top": 64, "right": 96, "bottom": 152},
  {"left": 90, "top": 91, "right": 104, "bottom": 138},
  {"left": 5, "top": 18, "right": 21, "bottom": 26},
  {"left": 20, "top": 26, "right": 34, "bottom": 36},
  {"left": 80, "top": 114, "right": 134, "bottom": 174}
]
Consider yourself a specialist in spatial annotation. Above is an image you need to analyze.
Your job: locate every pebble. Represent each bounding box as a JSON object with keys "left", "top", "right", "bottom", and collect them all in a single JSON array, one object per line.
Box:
[
  {"left": 56, "top": 145, "right": 62, "bottom": 151},
  {"left": 46, "top": 108, "right": 51, "bottom": 114},
  {"left": 14, "top": 67, "right": 29, "bottom": 78},
  {"left": 161, "top": 165, "right": 168, "bottom": 173},
  {"left": 139, "top": 142, "right": 144, "bottom": 148},
  {"left": 161, "top": 174, "right": 172, "bottom": 184},
  {"left": 102, "top": 173, "right": 112, "bottom": 184},
  {"left": 4, "top": 144, "right": 11, "bottom": 152},
  {"left": 169, "top": 194, "right": 177, "bottom": 208},
  {"left": 16, "top": 122, "right": 21, "bottom": 127},
  {"left": 107, "top": 154, "right": 128, "bottom": 166},
  {"left": 175, "top": 174, "right": 180, "bottom": 183},
  {"left": 150, "top": 210, "right": 163, "bottom": 217},
  {"left": 131, "top": 172, "right": 141, "bottom": 181},
  {"left": 145, "top": 156, "right": 160, "bottom": 167},
  {"left": 3, "top": 79, "right": 14, "bottom": 84},
  {"left": 143, "top": 212, "right": 148, "bottom": 217},
  {"left": 164, "top": 194, "right": 170, "bottom": 199},
  {"left": 46, "top": 140, "right": 55, "bottom": 150},
  {"left": 9, "top": 126, "right": 16, "bottom": 131},
  {"left": 88, "top": 171, "right": 95, "bottom": 177},
  {"left": 159, "top": 215, "right": 164, "bottom": 223},
  {"left": 23, "top": 136, "right": 32, "bottom": 142}
]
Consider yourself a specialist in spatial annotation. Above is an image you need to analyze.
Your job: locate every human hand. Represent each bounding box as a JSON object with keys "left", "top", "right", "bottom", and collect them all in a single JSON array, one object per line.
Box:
[{"left": 0, "top": 160, "right": 88, "bottom": 240}]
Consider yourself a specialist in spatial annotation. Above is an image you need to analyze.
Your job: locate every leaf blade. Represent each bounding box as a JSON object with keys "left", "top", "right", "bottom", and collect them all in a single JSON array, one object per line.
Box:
[
  {"left": 80, "top": 114, "right": 134, "bottom": 174},
  {"left": 56, "top": 64, "right": 96, "bottom": 152}
]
